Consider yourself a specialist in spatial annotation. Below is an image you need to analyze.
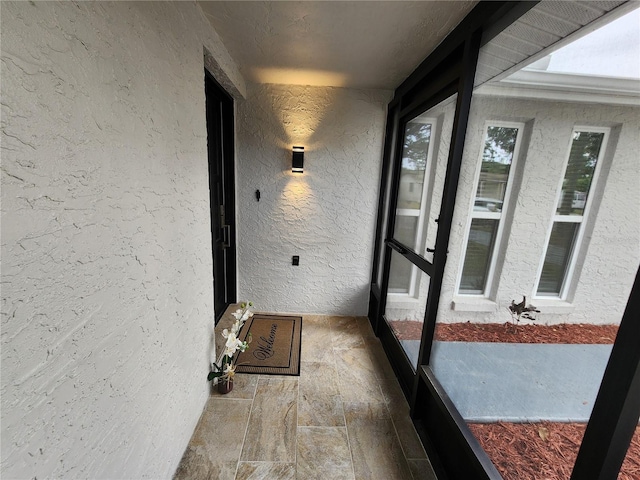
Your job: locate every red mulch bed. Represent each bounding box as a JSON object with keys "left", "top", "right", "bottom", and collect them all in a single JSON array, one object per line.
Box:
[
  {"left": 390, "top": 320, "right": 619, "bottom": 344},
  {"left": 469, "top": 422, "right": 640, "bottom": 480},
  {"left": 389, "top": 320, "right": 637, "bottom": 477},
  {"left": 390, "top": 320, "right": 425, "bottom": 341}
]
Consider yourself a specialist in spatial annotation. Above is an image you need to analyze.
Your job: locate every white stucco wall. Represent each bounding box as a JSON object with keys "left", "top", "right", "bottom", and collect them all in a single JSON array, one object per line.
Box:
[
  {"left": 438, "top": 96, "right": 640, "bottom": 325},
  {"left": 236, "top": 83, "right": 391, "bottom": 315},
  {"left": 387, "top": 95, "right": 639, "bottom": 327},
  {"left": 1, "top": 2, "right": 243, "bottom": 478}
]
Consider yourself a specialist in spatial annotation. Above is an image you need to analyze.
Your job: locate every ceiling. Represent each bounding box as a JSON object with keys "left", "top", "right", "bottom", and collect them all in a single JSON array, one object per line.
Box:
[{"left": 198, "top": 1, "right": 477, "bottom": 90}]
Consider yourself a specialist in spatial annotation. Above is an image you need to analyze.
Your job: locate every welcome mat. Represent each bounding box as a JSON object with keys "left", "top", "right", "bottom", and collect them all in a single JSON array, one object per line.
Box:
[{"left": 234, "top": 314, "right": 302, "bottom": 376}]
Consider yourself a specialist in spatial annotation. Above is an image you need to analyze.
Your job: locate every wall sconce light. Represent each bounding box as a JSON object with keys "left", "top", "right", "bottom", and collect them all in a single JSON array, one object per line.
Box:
[{"left": 292, "top": 146, "right": 304, "bottom": 173}]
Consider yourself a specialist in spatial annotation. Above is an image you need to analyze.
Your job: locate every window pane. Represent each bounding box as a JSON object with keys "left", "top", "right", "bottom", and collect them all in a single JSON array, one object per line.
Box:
[
  {"left": 474, "top": 126, "right": 518, "bottom": 212},
  {"left": 556, "top": 131, "right": 604, "bottom": 216},
  {"left": 385, "top": 250, "right": 430, "bottom": 370},
  {"left": 394, "top": 215, "right": 418, "bottom": 248},
  {"left": 397, "top": 121, "right": 432, "bottom": 209},
  {"left": 537, "top": 222, "right": 579, "bottom": 295},
  {"left": 388, "top": 250, "right": 413, "bottom": 293},
  {"left": 394, "top": 118, "right": 433, "bottom": 249},
  {"left": 459, "top": 219, "right": 499, "bottom": 293}
]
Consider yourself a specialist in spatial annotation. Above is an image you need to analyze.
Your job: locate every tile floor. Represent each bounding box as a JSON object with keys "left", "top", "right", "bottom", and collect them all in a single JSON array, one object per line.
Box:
[{"left": 174, "top": 310, "right": 437, "bottom": 480}]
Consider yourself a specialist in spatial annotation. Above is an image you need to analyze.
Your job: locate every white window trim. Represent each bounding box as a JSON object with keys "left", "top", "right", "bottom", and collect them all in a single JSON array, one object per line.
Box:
[
  {"left": 533, "top": 126, "right": 610, "bottom": 301},
  {"left": 392, "top": 116, "right": 438, "bottom": 299},
  {"left": 456, "top": 120, "right": 525, "bottom": 297}
]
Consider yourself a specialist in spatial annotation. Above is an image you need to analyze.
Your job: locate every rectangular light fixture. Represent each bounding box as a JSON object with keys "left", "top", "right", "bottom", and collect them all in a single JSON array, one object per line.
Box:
[{"left": 292, "top": 146, "right": 304, "bottom": 173}]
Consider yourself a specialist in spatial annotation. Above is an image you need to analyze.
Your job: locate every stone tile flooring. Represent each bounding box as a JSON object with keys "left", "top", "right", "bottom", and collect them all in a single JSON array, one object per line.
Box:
[{"left": 174, "top": 310, "right": 437, "bottom": 480}]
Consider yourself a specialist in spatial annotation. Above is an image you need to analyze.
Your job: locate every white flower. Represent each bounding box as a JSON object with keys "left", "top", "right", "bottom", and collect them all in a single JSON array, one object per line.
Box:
[
  {"left": 231, "top": 303, "right": 254, "bottom": 323},
  {"left": 230, "top": 320, "right": 242, "bottom": 336},
  {"left": 209, "top": 302, "right": 255, "bottom": 382},
  {"left": 223, "top": 331, "right": 244, "bottom": 357}
]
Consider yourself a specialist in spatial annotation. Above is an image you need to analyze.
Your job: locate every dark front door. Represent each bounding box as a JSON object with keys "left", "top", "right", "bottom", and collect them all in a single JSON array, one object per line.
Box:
[{"left": 205, "top": 71, "right": 236, "bottom": 323}]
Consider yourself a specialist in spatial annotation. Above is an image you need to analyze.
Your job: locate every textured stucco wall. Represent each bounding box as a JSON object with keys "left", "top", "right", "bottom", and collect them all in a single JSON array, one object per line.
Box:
[
  {"left": 1, "top": 2, "right": 243, "bottom": 478},
  {"left": 236, "top": 83, "right": 391, "bottom": 315},
  {"left": 436, "top": 96, "right": 640, "bottom": 325}
]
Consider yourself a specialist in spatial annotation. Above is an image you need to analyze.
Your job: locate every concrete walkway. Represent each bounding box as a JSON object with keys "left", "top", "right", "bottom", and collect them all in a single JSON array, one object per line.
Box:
[{"left": 400, "top": 340, "right": 612, "bottom": 422}]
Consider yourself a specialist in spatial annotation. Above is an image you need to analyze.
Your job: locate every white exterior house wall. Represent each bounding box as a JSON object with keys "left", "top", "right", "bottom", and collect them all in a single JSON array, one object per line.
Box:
[
  {"left": 235, "top": 82, "right": 392, "bottom": 316},
  {"left": 437, "top": 95, "right": 640, "bottom": 325},
  {"left": 1, "top": 2, "right": 244, "bottom": 478}
]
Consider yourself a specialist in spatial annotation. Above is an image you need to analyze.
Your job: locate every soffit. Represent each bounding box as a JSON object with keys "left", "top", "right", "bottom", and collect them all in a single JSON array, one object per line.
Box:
[
  {"left": 475, "top": 0, "right": 630, "bottom": 87},
  {"left": 198, "top": 1, "right": 477, "bottom": 90}
]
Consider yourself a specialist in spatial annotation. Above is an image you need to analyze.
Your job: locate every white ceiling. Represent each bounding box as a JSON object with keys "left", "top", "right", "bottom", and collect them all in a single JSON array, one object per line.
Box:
[{"left": 198, "top": 1, "right": 477, "bottom": 90}]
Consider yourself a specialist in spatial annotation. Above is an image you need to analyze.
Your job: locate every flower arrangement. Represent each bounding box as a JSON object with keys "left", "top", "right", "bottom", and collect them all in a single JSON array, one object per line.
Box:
[{"left": 207, "top": 302, "right": 253, "bottom": 387}]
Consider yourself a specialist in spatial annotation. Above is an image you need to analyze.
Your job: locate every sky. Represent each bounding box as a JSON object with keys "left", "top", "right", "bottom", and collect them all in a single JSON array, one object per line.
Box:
[{"left": 529, "top": 7, "right": 640, "bottom": 79}]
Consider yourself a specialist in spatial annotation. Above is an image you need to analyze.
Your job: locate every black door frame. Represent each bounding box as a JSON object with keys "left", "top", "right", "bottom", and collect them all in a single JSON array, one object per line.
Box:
[
  {"left": 377, "top": 81, "right": 459, "bottom": 398},
  {"left": 368, "top": 1, "right": 640, "bottom": 478},
  {"left": 205, "top": 70, "right": 237, "bottom": 323},
  {"left": 370, "top": 0, "right": 537, "bottom": 399}
]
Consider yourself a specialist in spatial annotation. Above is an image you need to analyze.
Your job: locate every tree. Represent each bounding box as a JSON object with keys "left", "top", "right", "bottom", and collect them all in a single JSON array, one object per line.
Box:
[
  {"left": 402, "top": 122, "right": 432, "bottom": 171},
  {"left": 482, "top": 126, "right": 518, "bottom": 174},
  {"left": 557, "top": 131, "right": 603, "bottom": 215}
]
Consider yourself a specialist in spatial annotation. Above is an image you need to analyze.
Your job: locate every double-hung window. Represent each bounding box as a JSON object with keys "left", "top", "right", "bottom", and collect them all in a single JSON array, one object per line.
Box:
[
  {"left": 535, "top": 127, "right": 608, "bottom": 298},
  {"left": 458, "top": 122, "right": 524, "bottom": 295}
]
